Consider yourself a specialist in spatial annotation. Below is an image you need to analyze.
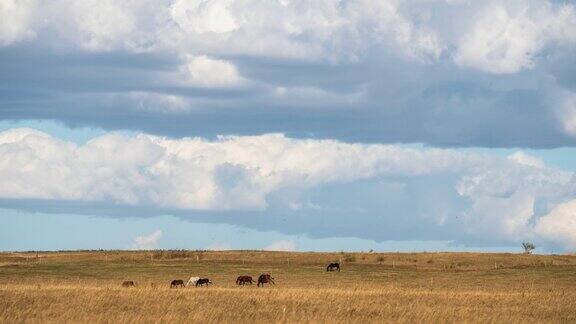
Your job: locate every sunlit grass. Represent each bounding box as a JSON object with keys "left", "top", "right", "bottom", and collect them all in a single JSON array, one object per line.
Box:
[{"left": 1, "top": 251, "right": 575, "bottom": 322}]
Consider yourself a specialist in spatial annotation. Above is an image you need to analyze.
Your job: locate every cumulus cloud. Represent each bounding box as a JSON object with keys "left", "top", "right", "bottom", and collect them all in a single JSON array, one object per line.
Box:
[
  {"left": 507, "top": 151, "right": 544, "bottom": 168},
  {"left": 132, "top": 230, "right": 162, "bottom": 249},
  {"left": 0, "top": 0, "right": 36, "bottom": 46},
  {"left": 1, "top": 128, "right": 576, "bottom": 249},
  {"left": 535, "top": 200, "right": 576, "bottom": 249},
  {"left": 2, "top": 0, "right": 576, "bottom": 147},
  {"left": 0, "top": 128, "right": 492, "bottom": 210},
  {"left": 170, "top": 0, "right": 238, "bottom": 34},
  {"left": 264, "top": 240, "right": 297, "bottom": 252},
  {"left": 184, "top": 55, "right": 244, "bottom": 88},
  {"left": 454, "top": 2, "right": 576, "bottom": 74}
]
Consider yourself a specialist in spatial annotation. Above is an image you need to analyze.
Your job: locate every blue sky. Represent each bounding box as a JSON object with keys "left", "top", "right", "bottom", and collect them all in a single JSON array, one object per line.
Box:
[{"left": 1, "top": 0, "right": 576, "bottom": 252}]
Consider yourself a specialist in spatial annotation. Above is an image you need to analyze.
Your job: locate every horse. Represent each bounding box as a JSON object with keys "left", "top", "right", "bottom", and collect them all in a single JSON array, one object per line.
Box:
[
  {"left": 121, "top": 280, "right": 135, "bottom": 287},
  {"left": 326, "top": 262, "right": 340, "bottom": 272},
  {"left": 195, "top": 278, "right": 212, "bottom": 287},
  {"left": 257, "top": 274, "right": 275, "bottom": 287},
  {"left": 236, "top": 275, "right": 253, "bottom": 285},
  {"left": 170, "top": 279, "right": 185, "bottom": 288},
  {"left": 186, "top": 276, "right": 200, "bottom": 287}
]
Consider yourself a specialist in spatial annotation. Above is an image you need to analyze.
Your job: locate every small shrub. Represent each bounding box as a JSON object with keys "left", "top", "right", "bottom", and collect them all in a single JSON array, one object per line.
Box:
[
  {"left": 377, "top": 256, "right": 385, "bottom": 263},
  {"left": 522, "top": 242, "right": 536, "bottom": 254}
]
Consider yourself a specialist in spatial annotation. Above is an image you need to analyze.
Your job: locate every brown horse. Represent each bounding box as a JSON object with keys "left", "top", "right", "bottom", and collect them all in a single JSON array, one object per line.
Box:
[
  {"left": 195, "top": 278, "right": 212, "bottom": 287},
  {"left": 236, "top": 275, "right": 253, "bottom": 285},
  {"left": 170, "top": 279, "right": 185, "bottom": 288},
  {"left": 257, "top": 274, "right": 275, "bottom": 287},
  {"left": 121, "top": 280, "right": 135, "bottom": 287},
  {"left": 326, "top": 262, "right": 340, "bottom": 272}
]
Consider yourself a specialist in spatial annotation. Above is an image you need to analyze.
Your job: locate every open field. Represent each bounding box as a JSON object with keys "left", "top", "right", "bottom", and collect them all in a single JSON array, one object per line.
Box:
[{"left": 1, "top": 251, "right": 575, "bottom": 323}]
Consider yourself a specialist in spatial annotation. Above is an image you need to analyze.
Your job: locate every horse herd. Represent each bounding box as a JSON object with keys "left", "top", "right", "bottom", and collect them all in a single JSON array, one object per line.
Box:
[{"left": 121, "top": 262, "right": 340, "bottom": 288}]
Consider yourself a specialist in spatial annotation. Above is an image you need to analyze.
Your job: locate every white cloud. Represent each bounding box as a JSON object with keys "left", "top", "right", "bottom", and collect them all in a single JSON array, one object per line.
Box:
[
  {"left": 535, "top": 200, "right": 576, "bottom": 249},
  {"left": 0, "top": 0, "right": 448, "bottom": 62},
  {"left": 454, "top": 2, "right": 576, "bottom": 74},
  {"left": 1, "top": 128, "right": 576, "bottom": 248},
  {"left": 184, "top": 55, "right": 244, "bottom": 88},
  {"left": 2, "top": 0, "right": 574, "bottom": 69},
  {"left": 507, "top": 151, "right": 544, "bottom": 168},
  {"left": 132, "top": 230, "right": 162, "bottom": 249},
  {"left": 264, "top": 240, "right": 297, "bottom": 252},
  {"left": 0, "top": 0, "right": 36, "bottom": 46},
  {"left": 69, "top": 1, "right": 135, "bottom": 51},
  {"left": 0, "top": 128, "right": 487, "bottom": 209},
  {"left": 170, "top": 0, "right": 238, "bottom": 34}
]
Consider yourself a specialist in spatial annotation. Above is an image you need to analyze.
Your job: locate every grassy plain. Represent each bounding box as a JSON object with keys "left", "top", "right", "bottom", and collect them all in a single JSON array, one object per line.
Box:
[{"left": 1, "top": 250, "right": 575, "bottom": 323}]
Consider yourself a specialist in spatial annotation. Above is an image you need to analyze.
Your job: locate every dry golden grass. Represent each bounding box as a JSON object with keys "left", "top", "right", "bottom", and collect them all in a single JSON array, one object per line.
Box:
[{"left": 1, "top": 251, "right": 575, "bottom": 323}]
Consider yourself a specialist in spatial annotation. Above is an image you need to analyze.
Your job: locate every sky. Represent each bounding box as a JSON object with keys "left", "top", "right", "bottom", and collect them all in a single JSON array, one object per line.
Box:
[{"left": 1, "top": 0, "right": 576, "bottom": 253}]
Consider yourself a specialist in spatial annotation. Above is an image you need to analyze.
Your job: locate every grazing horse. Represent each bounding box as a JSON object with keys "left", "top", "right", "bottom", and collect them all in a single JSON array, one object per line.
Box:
[
  {"left": 257, "top": 274, "right": 275, "bottom": 287},
  {"left": 186, "top": 276, "right": 200, "bottom": 287},
  {"left": 326, "top": 262, "right": 340, "bottom": 272},
  {"left": 195, "top": 278, "right": 212, "bottom": 287},
  {"left": 170, "top": 279, "right": 185, "bottom": 288},
  {"left": 121, "top": 280, "right": 135, "bottom": 287},
  {"left": 236, "top": 275, "right": 253, "bottom": 285}
]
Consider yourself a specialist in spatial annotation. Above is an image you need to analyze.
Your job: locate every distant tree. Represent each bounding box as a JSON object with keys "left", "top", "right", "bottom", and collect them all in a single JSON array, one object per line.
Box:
[{"left": 522, "top": 242, "right": 536, "bottom": 254}]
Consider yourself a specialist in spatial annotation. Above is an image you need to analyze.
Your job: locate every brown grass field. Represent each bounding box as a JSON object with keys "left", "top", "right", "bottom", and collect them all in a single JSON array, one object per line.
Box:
[{"left": 1, "top": 250, "right": 575, "bottom": 323}]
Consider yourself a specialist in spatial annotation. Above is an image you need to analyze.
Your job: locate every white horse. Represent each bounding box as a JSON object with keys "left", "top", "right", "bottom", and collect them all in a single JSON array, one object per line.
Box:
[{"left": 186, "top": 276, "right": 200, "bottom": 287}]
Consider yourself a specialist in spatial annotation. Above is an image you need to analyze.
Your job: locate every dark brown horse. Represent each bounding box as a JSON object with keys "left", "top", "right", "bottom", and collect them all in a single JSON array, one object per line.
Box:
[
  {"left": 195, "top": 278, "right": 212, "bottom": 287},
  {"left": 326, "top": 262, "right": 340, "bottom": 271},
  {"left": 236, "top": 275, "right": 253, "bottom": 285},
  {"left": 121, "top": 280, "right": 135, "bottom": 287},
  {"left": 257, "top": 274, "right": 275, "bottom": 287},
  {"left": 170, "top": 279, "right": 185, "bottom": 288}
]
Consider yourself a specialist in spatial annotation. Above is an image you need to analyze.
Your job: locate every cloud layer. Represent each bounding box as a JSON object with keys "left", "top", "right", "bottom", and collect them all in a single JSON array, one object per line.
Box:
[
  {"left": 1, "top": 128, "right": 576, "bottom": 249},
  {"left": 1, "top": 0, "right": 576, "bottom": 147}
]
